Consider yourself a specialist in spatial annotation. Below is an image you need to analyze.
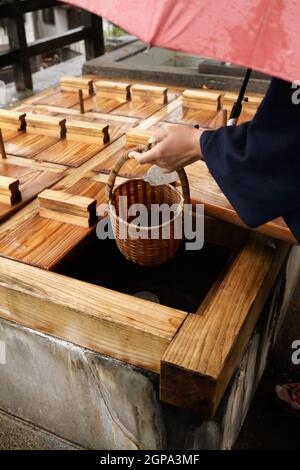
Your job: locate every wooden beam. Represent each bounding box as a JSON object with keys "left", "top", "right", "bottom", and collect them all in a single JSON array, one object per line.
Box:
[
  {"left": 60, "top": 77, "right": 94, "bottom": 96},
  {"left": 38, "top": 189, "right": 97, "bottom": 228},
  {"left": 95, "top": 80, "right": 131, "bottom": 101},
  {"left": 0, "top": 257, "right": 186, "bottom": 373},
  {"left": 82, "top": 12, "right": 105, "bottom": 60},
  {"left": 26, "top": 115, "right": 66, "bottom": 138},
  {"left": 126, "top": 128, "right": 152, "bottom": 148},
  {"left": 160, "top": 234, "right": 290, "bottom": 417},
  {"left": 27, "top": 27, "right": 90, "bottom": 58},
  {"left": 0, "top": 109, "right": 26, "bottom": 131},
  {"left": 66, "top": 120, "right": 110, "bottom": 144},
  {"left": 182, "top": 89, "right": 220, "bottom": 111},
  {"left": 0, "top": 175, "right": 21, "bottom": 205},
  {"left": 131, "top": 84, "right": 168, "bottom": 104}
]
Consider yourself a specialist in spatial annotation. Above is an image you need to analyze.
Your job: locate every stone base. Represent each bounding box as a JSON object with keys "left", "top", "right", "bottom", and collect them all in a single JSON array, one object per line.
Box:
[{"left": 83, "top": 40, "right": 270, "bottom": 93}]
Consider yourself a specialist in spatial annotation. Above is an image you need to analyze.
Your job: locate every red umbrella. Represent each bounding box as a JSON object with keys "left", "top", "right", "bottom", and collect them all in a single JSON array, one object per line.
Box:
[{"left": 64, "top": 0, "right": 300, "bottom": 83}]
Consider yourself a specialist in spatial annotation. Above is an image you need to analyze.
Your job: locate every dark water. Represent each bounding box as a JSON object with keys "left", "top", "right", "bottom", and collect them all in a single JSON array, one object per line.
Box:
[{"left": 59, "top": 235, "right": 231, "bottom": 312}]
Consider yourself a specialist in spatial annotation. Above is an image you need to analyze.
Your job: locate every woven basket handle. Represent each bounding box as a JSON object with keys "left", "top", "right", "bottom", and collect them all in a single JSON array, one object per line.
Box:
[{"left": 106, "top": 146, "right": 190, "bottom": 204}]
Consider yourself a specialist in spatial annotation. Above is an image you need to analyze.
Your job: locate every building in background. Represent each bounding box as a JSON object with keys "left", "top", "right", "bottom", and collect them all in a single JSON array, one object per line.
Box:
[{"left": 0, "top": 4, "right": 131, "bottom": 85}]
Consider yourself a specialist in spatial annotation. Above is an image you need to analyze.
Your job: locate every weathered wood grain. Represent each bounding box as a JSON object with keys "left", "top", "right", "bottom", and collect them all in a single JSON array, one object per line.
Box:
[
  {"left": 0, "top": 178, "right": 106, "bottom": 270},
  {"left": 111, "top": 98, "right": 166, "bottom": 119},
  {"left": 33, "top": 90, "right": 83, "bottom": 108},
  {"left": 163, "top": 101, "right": 226, "bottom": 127},
  {"left": 26, "top": 115, "right": 66, "bottom": 138},
  {"left": 38, "top": 189, "right": 97, "bottom": 228},
  {"left": 60, "top": 76, "right": 94, "bottom": 96},
  {"left": 131, "top": 84, "right": 168, "bottom": 104},
  {"left": 71, "top": 80, "right": 131, "bottom": 114},
  {"left": 17, "top": 104, "right": 138, "bottom": 143},
  {"left": 95, "top": 80, "right": 131, "bottom": 100},
  {"left": 1, "top": 130, "right": 21, "bottom": 142},
  {"left": 33, "top": 139, "right": 106, "bottom": 167},
  {"left": 160, "top": 234, "right": 290, "bottom": 417},
  {"left": 0, "top": 257, "right": 186, "bottom": 372},
  {"left": 66, "top": 120, "right": 110, "bottom": 144},
  {"left": 0, "top": 109, "right": 26, "bottom": 131},
  {"left": 182, "top": 89, "right": 220, "bottom": 110},
  {"left": 0, "top": 160, "right": 65, "bottom": 223},
  {"left": 126, "top": 128, "right": 152, "bottom": 147},
  {"left": 4, "top": 133, "right": 61, "bottom": 159},
  {"left": 0, "top": 175, "right": 21, "bottom": 205}
]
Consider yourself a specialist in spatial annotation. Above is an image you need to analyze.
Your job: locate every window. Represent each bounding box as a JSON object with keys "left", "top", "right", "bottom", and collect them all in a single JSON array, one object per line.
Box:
[{"left": 42, "top": 8, "right": 55, "bottom": 26}]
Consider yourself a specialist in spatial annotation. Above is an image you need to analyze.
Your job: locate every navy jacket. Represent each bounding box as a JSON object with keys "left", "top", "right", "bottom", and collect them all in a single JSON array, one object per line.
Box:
[{"left": 200, "top": 78, "right": 300, "bottom": 243}]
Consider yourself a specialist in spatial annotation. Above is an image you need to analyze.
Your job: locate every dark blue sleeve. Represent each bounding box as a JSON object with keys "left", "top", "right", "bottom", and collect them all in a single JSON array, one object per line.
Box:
[{"left": 200, "top": 78, "right": 300, "bottom": 242}]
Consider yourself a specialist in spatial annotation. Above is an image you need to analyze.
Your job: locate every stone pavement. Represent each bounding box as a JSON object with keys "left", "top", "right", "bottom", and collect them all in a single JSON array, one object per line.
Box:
[{"left": 0, "top": 409, "right": 80, "bottom": 450}]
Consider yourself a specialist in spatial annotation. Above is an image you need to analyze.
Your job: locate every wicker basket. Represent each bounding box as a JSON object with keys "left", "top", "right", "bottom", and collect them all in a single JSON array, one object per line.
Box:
[{"left": 106, "top": 149, "right": 190, "bottom": 266}]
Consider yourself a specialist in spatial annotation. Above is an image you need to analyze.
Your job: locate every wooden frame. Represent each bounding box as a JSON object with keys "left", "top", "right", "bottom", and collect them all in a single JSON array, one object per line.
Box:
[
  {"left": 160, "top": 234, "right": 290, "bottom": 418},
  {"left": 0, "top": 224, "right": 290, "bottom": 416}
]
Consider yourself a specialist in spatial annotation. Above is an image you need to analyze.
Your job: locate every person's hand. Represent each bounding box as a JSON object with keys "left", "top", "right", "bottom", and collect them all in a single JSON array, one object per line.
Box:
[{"left": 129, "top": 125, "right": 204, "bottom": 172}]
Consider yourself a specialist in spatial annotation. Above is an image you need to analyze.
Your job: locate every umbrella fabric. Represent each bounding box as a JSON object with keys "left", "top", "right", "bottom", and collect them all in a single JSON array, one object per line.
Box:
[{"left": 64, "top": 0, "right": 300, "bottom": 83}]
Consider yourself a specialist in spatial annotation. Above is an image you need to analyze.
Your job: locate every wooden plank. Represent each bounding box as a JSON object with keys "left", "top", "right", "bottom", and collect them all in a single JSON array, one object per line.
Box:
[
  {"left": 95, "top": 80, "right": 131, "bottom": 100},
  {"left": 160, "top": 234, "right": 290, "bottom": 417},
  {"left": 131, "top": 84, "right": 168, "bottom": 104},
  {"left": 66, "top": 120, "right": 110, "bottom": 144},
  {"left": 38, "top": 189, "right": 97, "bottom": 228},
  {"left": 0, "top": 161, "right": 65, "bottom": 223},
  {"left": 33, "top": 90, "right": 82, "bottom": 108},
  {"left": 0, "top": 175, "right": 21, "bottom": 205},
  {"left": 0, "top": 178, "right": 106, "bottom": 270},
  {"left": 185, "top": 160, "right": 296, "bottom": 243},
  {"left": 182, "top": 89, "right": 220, "bottom": 110},
  {"left": 111, "top": 99, "right": 167, "bottom": 119},
  {"left": 110, "top": 88, "right": 177, "bottom": 119},
  {"left": 71, "top": 95, "right": 127, "bottom": 114},
  {"left": 4, "top": 133, "right": 61, "bottom": 159},
  {"left": 32, "top": 139, "right": 106, "bottom": 167},
  {"left": 0, "top": 109, "right": 26, "bottom": 131},
  {"left": 0, "top": 257, "right": 186, "bottom": 372},
  {"left": 126, "top": 128, "right": 152, "bottom": 148},
  {"left": 71, "top": 80, "right": 131, "bottom": 114},
  {"left": 26, "top": 115, "right": 66, "bottom": 138},
  {"left": 16, "top": 104, "right": 138, "bottom": 143},
  {"left": 60, "top": 76, "right": 94, "bottom": 96},
  {"left": 163, "top": 104, "right": 226, "bottom": 127}
]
